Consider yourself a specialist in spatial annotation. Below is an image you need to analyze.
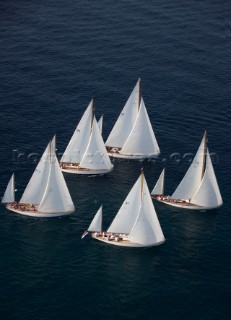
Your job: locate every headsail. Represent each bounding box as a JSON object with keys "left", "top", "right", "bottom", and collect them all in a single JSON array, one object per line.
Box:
[
  {"left": 128, "top": 174, "right": 165, "bottom": 245},
  {"left": 38, "top": 139, "right": 75, "bottom": 213},
  {"left": 19, "top": 143, "right": 50, "bottom": 205},
  {"left": 121, "top": 98, "right": 160, "bottom": 156},
  {"left": 79, "top": 117, "right": 113, "bottom": 171},
  {"left": 2, "top": 173, "right": 15, "bottom": 203},
  {"left": 98, "top": 115, "right": 103, "bottom": 135},
  {"left": 171, "top": 133, "right": 206, "bottom": 200},
  {"left": 151, "top": 168, "right": 165, "bottom": 195},
  {"left": 190, "top": 149, "right": 223, "bottom": 208},
  {"left": 105, "top": 79, "right": 141, "bottom": 148},
  {"left": 88, "top": 206, "right": 103, "bottom": 232}
]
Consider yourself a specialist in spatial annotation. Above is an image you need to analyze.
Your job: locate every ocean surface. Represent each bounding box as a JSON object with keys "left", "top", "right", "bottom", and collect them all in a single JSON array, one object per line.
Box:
[{"left": 0, "top": 1, "right": 230, "bottom": 319}]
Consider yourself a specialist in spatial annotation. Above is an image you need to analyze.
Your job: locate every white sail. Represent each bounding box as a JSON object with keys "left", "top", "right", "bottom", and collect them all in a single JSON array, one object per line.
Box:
[
  {"left": 98, "top": 115, "right": 103, "bottom": 134},
  {"left": 190, "top": 150, "right": 223, "bottom": 208},
  {"left": 105, "top": 79, "right": 140, "bottom": 148},
  {"left": 79, "top": 117, "right": 113, "bottom": 171},
  {"left": 20, "top": 143, "right": 50, "bottom": 205},
  {"left": 60, "top": 100, "right": 92, "bottom": 164},
  {"left": 88, "top": 206, "right": 103, "bottom": 232},
  {"left": 2, "top": 173, "right": 15, "bottom": 203},
  {"left": 151, "top": 168, "right": 165, "bottom": 195},
  {"left": 171, "top": 134, "right": 206, "bottom": 200},
  {"left": 121, "top": 98, "right": 160, "bottom": 156},
  {"left": 107, "top": 174, "right": 142, "bottom": 234},
  {"left": 128, "top": 176, "right": 165, "bottom": 245},
  {"left": 38, "top": 141, "right": 75, "bottom": 213}
]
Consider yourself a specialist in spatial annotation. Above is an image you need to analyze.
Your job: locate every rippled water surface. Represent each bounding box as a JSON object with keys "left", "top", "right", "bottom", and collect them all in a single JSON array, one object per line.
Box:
[{"left": 0, "top": 1, "right": 230, "bottom": 319}]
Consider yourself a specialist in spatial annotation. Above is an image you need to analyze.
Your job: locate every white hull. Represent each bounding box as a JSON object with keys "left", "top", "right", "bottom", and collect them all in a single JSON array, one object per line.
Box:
[
  {"left": 92, "top": 234, "right": 165, "bottom": 247},
  {"left": 107, "top": 152, "right": 160, "bottom": 160},
  {"left": 5, "top": 205, "right": 74, "bottom": 217},
  {"left": 61, "top": 167, "right": 113, "bottom": 175},
  {"left": 152, "top": 196, "right": 222, "bottom": 210}
]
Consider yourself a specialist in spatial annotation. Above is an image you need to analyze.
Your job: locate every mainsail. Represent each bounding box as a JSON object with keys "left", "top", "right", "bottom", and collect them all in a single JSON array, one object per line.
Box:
[
  {"left": 171, "top": 134, "right": 206, "bottom": 200},
  {"left": 60, "top": 100, "right": 92, "bottom": 164},
  {"left": 107, "top": 174, "right": 142, "bottom": 234},
  {"left": 105, "top": 79, "right": 141, "bottom": 148},
  {"left": 20, "top": 143, "right": 51, "bottom": 205}
]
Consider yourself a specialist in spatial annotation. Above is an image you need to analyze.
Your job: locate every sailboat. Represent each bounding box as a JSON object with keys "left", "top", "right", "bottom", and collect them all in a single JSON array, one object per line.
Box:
[
  {"left": 60, "top": 99, "right": 113, "bottom": 174},
  {"left": 105, "top": 79, "right": 160, "bottom": 159},
  {"left": 2, "top": 137, "right": 75, "bottom": 217},
  {"left": 151, "top": 132, "right": 223, "bottom": 210},
  {"left": 87, "top": 171, "right": 165, "bottom": 247}
]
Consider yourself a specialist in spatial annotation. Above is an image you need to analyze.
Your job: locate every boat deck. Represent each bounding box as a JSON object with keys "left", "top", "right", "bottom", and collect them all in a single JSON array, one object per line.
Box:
[
  {"left": 60, "top": 162, "right": 113, "bottom": 174},
  {"left": 152, "top": 196, "right": 204, "bottom": 210},
  {"left": 91, "top": 234, "right": 164, "bottom": 247},
  {"left": 5, "top": 204, "right": 73, "bottom": 217}
]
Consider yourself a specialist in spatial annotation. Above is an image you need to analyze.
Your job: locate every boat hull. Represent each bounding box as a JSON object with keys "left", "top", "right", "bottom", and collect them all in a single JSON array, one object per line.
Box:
[
  {"left": 152, "top": 196, "right": 222, "bottom": 210},
  {"left": 61, "top": 167, "right": 113, "bottom": 175},
  {"left": 107, "top": 152, "right": 160, "bottom": 160},
  {"left": 5, "top": 205, "right": 74, "bottom": 217},
  {"left": 91, "top": 234, "right": 165, "bottom": 247}
]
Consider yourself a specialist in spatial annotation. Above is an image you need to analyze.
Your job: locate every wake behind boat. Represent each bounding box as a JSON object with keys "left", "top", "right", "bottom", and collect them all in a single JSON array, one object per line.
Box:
[
  {"left": 105, "top": 79, "right": 160, "bottom": 159},
  {"left": 60, "top": 99, "right": 113, "bottom": 174},
  {"left": 83, "top": 171, "right": 165, "bottom": 247},
  {"left": 151, "top": 131, "right": 223, "bottom": 210},
  {"left": 2, "top": 136, "right": 75, "bottom": 217}
]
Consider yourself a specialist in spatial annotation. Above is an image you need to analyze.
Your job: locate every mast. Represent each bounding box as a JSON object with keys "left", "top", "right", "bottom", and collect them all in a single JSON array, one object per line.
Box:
[
  {"left": 138, "top": 78, "right": 141, "bottom": 111},
  {"left": 49, "top": 139, "right": 52, "bottom": 162},
  {"left": 201, "top": 130, "right": 207, "bottom": 180},
  {"left": 91, "top": 98, "right": 94, "bottom": 131},
  {"left": 141, "top": 168, "right": 144, "bottom": 203},
  {"left": 162, "top": 168, "right": 165, "bottom": 195}
]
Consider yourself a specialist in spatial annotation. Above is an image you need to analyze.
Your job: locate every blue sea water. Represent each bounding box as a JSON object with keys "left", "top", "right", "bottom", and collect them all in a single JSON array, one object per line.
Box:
[{"left": 0, "top": 0, "right": 230, "bottom": 319}]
